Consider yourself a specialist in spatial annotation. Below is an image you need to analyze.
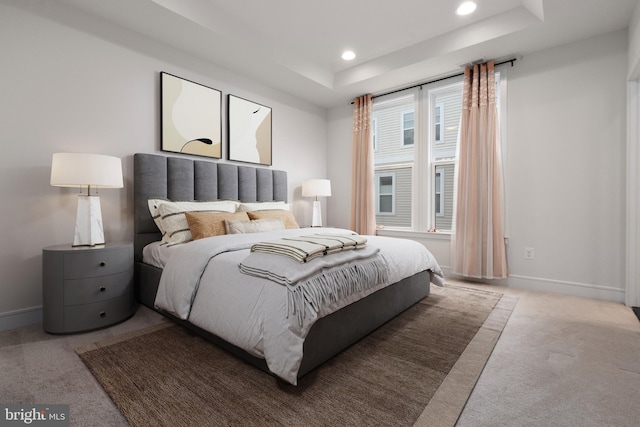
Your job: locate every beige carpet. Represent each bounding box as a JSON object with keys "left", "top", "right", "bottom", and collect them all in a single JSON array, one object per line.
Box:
[{"left": 77, "top": 285, "right": 516, "bottom": 427}]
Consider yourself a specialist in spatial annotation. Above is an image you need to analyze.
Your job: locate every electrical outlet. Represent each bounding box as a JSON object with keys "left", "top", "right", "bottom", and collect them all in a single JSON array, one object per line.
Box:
[{"left": 524, "top": 247, "right": 535, "bottom": 260}]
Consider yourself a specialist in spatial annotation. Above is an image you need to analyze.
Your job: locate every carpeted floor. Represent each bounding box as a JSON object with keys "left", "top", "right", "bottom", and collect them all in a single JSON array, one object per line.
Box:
[{"left": 77, "top": 285, "right": 515, "bottom": 427}]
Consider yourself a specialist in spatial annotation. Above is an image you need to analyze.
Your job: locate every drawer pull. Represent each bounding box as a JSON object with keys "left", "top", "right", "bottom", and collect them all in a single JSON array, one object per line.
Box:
[
  {"left": 99, "top": 311, "right": 106, "bottom": 318},
  {"left": 99, "top": 286, "right": 106, "bottom": 292},
  {"left": 99, "top": 261, "right": 106, "bottom": 267}
]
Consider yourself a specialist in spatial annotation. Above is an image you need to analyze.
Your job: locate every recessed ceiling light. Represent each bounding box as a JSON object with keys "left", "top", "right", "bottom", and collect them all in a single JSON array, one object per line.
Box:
[
  {"left": 456, "top": 1, "right": 477, "bottom": 16},
  {"left": 342, "top": 50, "right": 356, "bottom": 61}
]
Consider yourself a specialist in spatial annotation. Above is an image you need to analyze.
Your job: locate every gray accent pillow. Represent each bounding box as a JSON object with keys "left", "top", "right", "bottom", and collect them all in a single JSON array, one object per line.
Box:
[{"left": 225, "top": 218, "right": 286, "bottom": 234}]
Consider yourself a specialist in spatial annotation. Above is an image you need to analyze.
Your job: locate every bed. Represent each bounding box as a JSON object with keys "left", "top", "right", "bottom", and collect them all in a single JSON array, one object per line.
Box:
[{"left": 134, "top": 152, "right": 444, "bottom": 384}]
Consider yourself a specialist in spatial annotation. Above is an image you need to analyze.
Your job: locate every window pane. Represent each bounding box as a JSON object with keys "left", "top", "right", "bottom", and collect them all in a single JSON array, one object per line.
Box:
[
  {"left": 404, "top": 112, "right": 414, "bottom": 127},
  {"left": 435, "top": 105, "right": 442, "bottom": 143},
  {"left": 379, "top": 195, "right": 393, "bottom": 213},
  {"left": 403, "top": 112, "right": 414, "bottom": 146},
  {"left": 373, "top": 94, "right": 414, "bottom": 228},
  {"left": 380, "top": 176, "right": 392, "bottom": 192},
  {"left": 434, "top": 164, "right": 454, "bottom": 230},
  {"left": 433, "top": 90, "right": 461, "bottom": 161},
  {"left": 403, "top": 128, "right": 414, "bottom": 145}
]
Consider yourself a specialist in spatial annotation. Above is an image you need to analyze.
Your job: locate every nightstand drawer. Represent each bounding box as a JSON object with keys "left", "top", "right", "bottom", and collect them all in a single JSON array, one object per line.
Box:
[
  {"left": 63, "top": 271, "right": 133, "bottom": 305},
  {"left": 63, "top": 246, "right": 133, "bottom": 279},
  {"left": 63, "top": 296, "right": 135, "bottom": 333}
]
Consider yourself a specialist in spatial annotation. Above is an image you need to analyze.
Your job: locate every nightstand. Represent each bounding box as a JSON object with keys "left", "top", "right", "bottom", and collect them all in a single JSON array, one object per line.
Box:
[{"left": 42, "top": 241, "right": 136, "bottom": 334}]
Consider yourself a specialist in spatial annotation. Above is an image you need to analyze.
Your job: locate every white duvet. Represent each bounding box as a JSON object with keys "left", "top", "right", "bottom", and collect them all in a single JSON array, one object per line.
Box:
[{"left": 152, "top": 228, "right": 444, "bottom": 384}]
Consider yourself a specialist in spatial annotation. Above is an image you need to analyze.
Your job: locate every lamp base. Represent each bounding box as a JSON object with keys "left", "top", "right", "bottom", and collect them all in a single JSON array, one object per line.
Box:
[
  {"left": 73, "top": 195, "right": 105, "bottom": 247},
  {"left": 311, "top": 200, "right": 323, "bottom": 227}
]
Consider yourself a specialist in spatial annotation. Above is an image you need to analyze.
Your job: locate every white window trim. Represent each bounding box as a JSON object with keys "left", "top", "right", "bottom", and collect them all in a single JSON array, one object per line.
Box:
[{"left": 375, "top": 172, "right": 396, "bottom": 216}]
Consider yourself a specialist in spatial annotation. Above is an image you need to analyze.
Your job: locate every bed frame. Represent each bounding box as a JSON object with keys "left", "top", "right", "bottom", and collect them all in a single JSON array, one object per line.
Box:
[{"left": 133, "top": 152, "right": 430, "bottom": 380}]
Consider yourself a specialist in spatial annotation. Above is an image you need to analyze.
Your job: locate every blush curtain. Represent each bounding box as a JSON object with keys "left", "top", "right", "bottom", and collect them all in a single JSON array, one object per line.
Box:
[
  {"left": 351, "top": 94, "right": 376, "bottom": 235},
  {"left": 451, "top": 61, "right": 508, "bottom": 279}
]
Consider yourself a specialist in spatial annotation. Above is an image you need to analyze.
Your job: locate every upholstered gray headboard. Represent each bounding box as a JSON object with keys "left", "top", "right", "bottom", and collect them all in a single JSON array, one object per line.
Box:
[{"left": 133, "top": 153, "right": 288, "bottom": 261}]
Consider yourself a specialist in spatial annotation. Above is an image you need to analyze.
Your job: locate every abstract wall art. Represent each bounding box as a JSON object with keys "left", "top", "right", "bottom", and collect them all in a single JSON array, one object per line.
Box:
[
  {"left": 161, "top": 72, "right": 222, "bottom": 159},
  {"left": 227, "top": 94, "right": 272, "bottom": 165}
]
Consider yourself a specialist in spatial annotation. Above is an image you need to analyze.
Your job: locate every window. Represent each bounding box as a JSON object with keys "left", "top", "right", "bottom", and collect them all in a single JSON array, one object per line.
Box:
[
  {"left": 434, "top": 103, "right": 443, "bottom": 144},
  {"left": 402, "top": 111, "right": 414, "bottom": 146},
  {"left": 434, "top": 169, "right": 443, "bottom": 216},
  {"left": 372, "top": 69, "right": 505, "bottom": 233},
  {"left": 372, "top": 117, "right": 378, "bottom": 151},
  {"left": 375, "top": 173, "right": 395, "bottom": 215},
  {"left": 373, "top": 94, "right": 414, "bottom": 228}
]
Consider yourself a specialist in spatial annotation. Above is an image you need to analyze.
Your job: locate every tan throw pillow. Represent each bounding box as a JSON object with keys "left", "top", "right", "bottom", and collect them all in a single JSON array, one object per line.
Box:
[
  {"left": 247, "top": 210, "right": 299, "bottom": 229},
  {"left": 185, "top": 211, "right": 250, "bottom": 240},
  {"left": 225, "top": 218, "right": 285, "bottom": 234},
  {"left": 157, "top": 200, "right": 238, "bottom": 245}
]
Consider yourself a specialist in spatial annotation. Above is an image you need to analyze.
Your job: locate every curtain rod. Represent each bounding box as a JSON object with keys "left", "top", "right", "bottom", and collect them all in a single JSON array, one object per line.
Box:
[{"left": 351, "top": 57, "right": 518, "bottom": 104}]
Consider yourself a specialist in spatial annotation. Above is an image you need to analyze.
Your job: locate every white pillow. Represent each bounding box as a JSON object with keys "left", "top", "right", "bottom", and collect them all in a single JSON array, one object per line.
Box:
[
  {"left": 225, "top": 218, "right": 286, "bottom": 234},
  {"left": 148, "top": 198, "right": 167, "bottom": 235},
  {"left": 157, "top": 200, "right": 238, "bottom": 245},
  {"left": 238, "top": 201, "right": 289, "bottom": 212}
]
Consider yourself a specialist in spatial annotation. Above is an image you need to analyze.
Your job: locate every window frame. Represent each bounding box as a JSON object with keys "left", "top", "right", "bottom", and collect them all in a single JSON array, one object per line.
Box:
[
  {"left": 400, "top": 110, "right": 414, "bottom": 147},
  {"left": 375, "top": 172, "right": 396, "bottom": 216},
  {"left": 434, "top": 102, "right": 444, "bottom": 144}
]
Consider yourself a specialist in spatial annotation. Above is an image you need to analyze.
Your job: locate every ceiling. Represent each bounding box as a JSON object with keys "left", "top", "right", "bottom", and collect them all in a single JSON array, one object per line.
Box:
[{"left": 55, "top": 0, "right": 637, "bottom": 107}]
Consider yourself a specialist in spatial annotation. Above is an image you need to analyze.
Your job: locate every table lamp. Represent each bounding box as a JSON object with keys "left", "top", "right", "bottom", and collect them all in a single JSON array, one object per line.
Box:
[
  {"left": 50, "top": 153, "right": 123, "bottom": 247},
  {"left": 302, "top": 179, "right": 331, "bottom": 227}
]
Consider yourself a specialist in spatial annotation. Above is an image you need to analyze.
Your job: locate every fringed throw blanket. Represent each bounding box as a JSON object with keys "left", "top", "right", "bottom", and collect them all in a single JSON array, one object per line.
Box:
[
  {"left": 250, "top": 233, "right": 368, "bottom": 263},
  {"left": 240, "top": 243, "right": 387, "bottom": 325}
]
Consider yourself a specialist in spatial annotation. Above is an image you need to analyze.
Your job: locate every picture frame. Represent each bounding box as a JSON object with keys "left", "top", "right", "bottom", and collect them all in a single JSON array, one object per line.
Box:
[
  {"left": 227, "top": 94, "right": 272, "bottom": 166},
  {"left": 160, "top": 72, "right": 222, "bottom": 159}
]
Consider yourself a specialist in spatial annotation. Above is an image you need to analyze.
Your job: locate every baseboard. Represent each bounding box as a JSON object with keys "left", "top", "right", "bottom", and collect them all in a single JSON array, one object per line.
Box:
[
  {"left": 440, "top": 267, "right": 625, "bottom": 303},
  {"left": 507, "top": 275, "right": 625, "bottom": 303},
  {"left": 0, "top": 306, "right": 42, "bottom": 332}
]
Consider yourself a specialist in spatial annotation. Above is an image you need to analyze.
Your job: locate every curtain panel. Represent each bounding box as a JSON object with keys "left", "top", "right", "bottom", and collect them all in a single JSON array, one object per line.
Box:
[
  {"left": 451, "top": 61, "right": 508, "bottom": 279},
  {"left": 351, "top": 94, "right": 376, "bottom": 235}
]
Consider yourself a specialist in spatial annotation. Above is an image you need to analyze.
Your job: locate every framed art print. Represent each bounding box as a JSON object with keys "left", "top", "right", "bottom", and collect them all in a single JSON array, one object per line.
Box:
[
  {"left": 227, "top": 94, "right": 272, "bottom": 166},
  {"left": 161, "top": 72, "right": 222, "bottom": 159}
]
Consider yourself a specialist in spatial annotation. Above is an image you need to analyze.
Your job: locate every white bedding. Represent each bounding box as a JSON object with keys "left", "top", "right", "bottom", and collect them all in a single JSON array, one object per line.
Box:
[{"left": 151, "top": 228, "right": 444, "bottom": 385}]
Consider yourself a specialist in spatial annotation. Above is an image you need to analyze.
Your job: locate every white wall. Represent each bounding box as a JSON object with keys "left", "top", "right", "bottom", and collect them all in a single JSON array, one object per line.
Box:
[
  {"left": 626, "top": 0, "right": 640, "bottom": 307},
  {"left": 327, "top": 30, "right": 628, "bottom": 302},
  {"left": 0, "top": 1, "right": 327, "bottom": 328},
  {"left": 506, "top": 30, "right": 627, "bottom": 301}
]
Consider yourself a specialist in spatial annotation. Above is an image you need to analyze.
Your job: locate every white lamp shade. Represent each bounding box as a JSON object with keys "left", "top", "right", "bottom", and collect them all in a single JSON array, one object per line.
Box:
[
  {"left": 50, "top": 153, "right": 123, "bottom": 246},
  {"left": 302, "top": 179, "right": 331, "bottom": 198},
  {"left": 50, "top": 153, "right": 123, "bottom": 188}
]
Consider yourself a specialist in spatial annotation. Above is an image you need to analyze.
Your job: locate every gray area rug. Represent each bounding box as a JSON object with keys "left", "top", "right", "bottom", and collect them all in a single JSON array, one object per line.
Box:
[{"left": 77, "top": 284, "right": 516, "bottom": 427}]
